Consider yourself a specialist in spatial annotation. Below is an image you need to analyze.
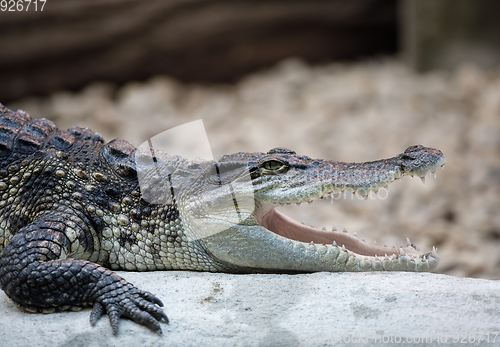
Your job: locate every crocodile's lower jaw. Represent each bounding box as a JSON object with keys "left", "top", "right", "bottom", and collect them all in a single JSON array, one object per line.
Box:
[
  {"left": 258, "top": 207, "right": 439, "bottom": 270},
  {"left": 260, "top": 208, "right": 418, "bottom": 256}
]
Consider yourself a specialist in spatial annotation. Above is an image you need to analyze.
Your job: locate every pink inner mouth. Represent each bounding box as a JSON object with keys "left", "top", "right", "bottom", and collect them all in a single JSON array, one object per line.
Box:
[{"left": 260, "top": 208, "right": 419, "bottom": 257}]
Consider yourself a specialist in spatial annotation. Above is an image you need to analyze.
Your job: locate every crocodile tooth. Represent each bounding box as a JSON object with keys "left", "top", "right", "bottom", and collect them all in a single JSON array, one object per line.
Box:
[
  {"left": 399, "top": 248, "right": 406, "bottom": 256},
  {"left": 322, "top": 227, "right": 326, "bottom": 231},
  {"left": 432, "top": 246, "right": 438, "bottom": 258},
  {"left": 343, "top": 226, "right": 348, "bottom": 233},
  {"left": 407, "top": 238, "right": 411, "bottom": 247},
  {"left": 363, "top": 195, "right": 368, "bottom": 200},
  {"left": 441, "top": 164, "right": 445, "bottom": 169},
  {"left": 353, "top": 232, "right": 358, "bottom": 238},
  {"left": 361, "top": 238, "right": 365, "bottom": 242},
  {"left": 342, "top": 245, "right": 346, "bottom": 251},
  {"left": 332, "top": 241, "right": 337, "bottom": 246},
  {"left": 310, "top": 241, "right": 315, "bottom": 245},
  {"left": 332, "top": 226, "right": 337, "bottom": 231},
  {"left": 433, "top": 172, "right": 437, "bottom": 179},
  {"left": 420, "top": 176, "right": 426, "bottom": 184},
  {"left": 373, "top": 240, "right": 377, "bottom": 245},
  {"left": 384, "top": 254, "right": 389, "bottom": 260},
  {"left": 301, "top": 221, "right": 305, "bottom": 225}
]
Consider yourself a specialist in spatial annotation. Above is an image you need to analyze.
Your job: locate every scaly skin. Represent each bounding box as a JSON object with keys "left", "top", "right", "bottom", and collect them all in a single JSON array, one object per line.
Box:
[{"left": 0, "top": 104, "right": 445, "bottom": 335}]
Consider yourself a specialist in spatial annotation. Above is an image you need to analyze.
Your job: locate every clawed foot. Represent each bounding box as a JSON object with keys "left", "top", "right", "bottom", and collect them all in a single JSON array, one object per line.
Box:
[{"left": 90, "top": 280, "right": 168, "bottom": 335}]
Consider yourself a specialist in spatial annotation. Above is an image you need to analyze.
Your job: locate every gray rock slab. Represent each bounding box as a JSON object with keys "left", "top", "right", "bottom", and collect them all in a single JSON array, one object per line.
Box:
[{"left": 0, "top": 272, "right": 499, "bottom": 347}]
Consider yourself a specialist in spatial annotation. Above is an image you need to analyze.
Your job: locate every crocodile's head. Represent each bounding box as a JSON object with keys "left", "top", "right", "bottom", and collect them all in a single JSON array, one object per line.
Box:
[{"left": 149, "top": 145, "right": 445, "bottom": 273}]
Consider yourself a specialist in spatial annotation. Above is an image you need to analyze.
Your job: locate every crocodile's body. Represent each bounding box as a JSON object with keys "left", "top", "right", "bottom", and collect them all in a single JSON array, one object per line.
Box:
[{"left": 0, "top": 104, "right": 445, "bottom": 334}]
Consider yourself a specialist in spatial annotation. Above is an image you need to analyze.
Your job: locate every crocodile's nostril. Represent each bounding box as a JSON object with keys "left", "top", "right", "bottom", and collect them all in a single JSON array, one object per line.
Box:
[
  {"left": 404, "top": 145, "right": 424, "bottom": 153},
  {"left": 401, "top": 154, "right": 415, "bottom": 160}
]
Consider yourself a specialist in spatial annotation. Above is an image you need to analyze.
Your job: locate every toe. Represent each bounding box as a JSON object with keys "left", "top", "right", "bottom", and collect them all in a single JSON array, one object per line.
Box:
[{"left": 89, "top": 302, "right": 104, "bottom": 326}]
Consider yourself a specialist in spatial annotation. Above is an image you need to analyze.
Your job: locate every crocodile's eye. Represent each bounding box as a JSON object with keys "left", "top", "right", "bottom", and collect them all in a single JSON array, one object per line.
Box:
[{"left": 261, "top": 160, "right": 288, "bottom": 173}]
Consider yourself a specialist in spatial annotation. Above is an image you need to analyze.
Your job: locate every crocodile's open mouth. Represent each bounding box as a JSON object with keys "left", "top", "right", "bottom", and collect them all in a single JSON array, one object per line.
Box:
[{"left": 259, "top": 207, "right": 423, "bottom": 257}]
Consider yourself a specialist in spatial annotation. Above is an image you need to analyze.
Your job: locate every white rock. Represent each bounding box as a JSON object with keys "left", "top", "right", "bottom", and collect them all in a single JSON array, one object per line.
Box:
[{"left": 0, "top": 271, "right": 498, "bottom": 346}]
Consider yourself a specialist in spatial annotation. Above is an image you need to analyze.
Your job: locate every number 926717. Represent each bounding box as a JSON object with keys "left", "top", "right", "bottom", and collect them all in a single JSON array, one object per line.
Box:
[{"left": 1, "top": 0, "right": 46, "bottom": 12}]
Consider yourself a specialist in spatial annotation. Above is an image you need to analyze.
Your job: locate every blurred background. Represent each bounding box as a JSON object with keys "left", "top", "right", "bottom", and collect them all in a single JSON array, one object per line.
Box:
[{"left": 1, "top": 0, "right": 499, "bottom": 279}]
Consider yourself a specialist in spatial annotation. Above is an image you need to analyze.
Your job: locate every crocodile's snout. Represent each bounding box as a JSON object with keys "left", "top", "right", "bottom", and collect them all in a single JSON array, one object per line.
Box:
[{"left": 399, "top": 145, "right": 446, "bottom": 178}]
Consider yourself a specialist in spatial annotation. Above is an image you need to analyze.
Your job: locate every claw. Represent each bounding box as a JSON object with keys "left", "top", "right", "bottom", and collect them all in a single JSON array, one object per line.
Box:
[
  {"left": 139, "top": 290, "right": 164, "bottom": 307},
  {"left": 134, "top": 297, "right": 170, "bottom": 324},
  {"left": 160, "top": 311, "right": 169, "bottom": 324},
  {"left": 127, "top": 309, "right": 163, "bottom": 335}
]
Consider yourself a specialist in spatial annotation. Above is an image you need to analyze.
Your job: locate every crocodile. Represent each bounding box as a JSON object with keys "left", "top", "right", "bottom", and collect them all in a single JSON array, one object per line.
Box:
[{"left": 0, "top": 104, "right": 445, "bottom": 335}]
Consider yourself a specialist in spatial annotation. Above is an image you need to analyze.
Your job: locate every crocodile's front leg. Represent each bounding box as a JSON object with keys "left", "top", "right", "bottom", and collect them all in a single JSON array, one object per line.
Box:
[{"left": 0, "top": 212, "right": 168, "bottom": 335}]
